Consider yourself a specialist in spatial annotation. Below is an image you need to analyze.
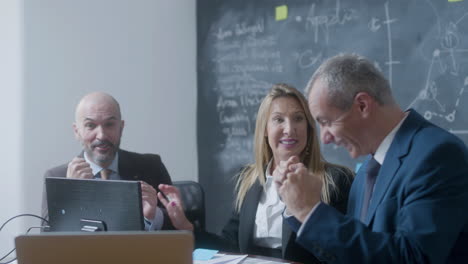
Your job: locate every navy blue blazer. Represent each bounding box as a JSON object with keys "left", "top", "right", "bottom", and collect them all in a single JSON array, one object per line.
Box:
[{"left": 287, "top": 109, "right": 468, "bottom": 263}]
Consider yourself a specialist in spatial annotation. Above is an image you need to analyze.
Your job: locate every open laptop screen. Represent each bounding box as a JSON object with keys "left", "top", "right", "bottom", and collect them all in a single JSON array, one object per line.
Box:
[{"left": 46, "top": 177, "right": 144, "bottom": 231}]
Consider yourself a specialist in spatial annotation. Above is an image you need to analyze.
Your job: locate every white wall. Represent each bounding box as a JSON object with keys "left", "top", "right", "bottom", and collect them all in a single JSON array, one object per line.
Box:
[
  {"left": 1, "top": 0, "right": 197, "bottom": 253},
  {"left": 0, "top": 0, "right": 24, "bottom": 256}
]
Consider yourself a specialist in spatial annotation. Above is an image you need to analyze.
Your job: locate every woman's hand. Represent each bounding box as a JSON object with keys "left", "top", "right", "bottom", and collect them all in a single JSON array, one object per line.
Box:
[{"left": 158, "top": 184, "right": 194, "bottom": 231}]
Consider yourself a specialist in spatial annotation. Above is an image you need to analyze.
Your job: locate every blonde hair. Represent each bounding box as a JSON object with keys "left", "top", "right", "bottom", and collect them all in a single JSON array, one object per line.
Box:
[{"left": 235, "top": 83, "right": 340, "bottom": 211}]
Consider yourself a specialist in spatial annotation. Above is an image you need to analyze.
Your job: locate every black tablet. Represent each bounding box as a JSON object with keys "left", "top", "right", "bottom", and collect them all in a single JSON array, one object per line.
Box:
[{"left": 45, "top": 177, "right": 144, "bottom": 231}]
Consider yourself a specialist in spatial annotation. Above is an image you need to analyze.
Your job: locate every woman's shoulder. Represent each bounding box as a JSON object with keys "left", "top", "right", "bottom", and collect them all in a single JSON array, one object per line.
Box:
[
  {"left": 324, "top": 163, "right": 354, "bottom": 213},
  {"left": 325, "top": 163, "right": 354, "bottom": 181}
]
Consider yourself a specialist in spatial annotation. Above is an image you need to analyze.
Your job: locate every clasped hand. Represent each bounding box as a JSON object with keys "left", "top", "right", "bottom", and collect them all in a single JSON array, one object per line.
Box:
[{"left": 272, "top": 156, "right": 322, "bottom": 222}]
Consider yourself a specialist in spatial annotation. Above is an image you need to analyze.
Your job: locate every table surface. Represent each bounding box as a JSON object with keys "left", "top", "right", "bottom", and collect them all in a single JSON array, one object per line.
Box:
[{"left": 220, "top": 252, "right": 302, "bottom": 264}]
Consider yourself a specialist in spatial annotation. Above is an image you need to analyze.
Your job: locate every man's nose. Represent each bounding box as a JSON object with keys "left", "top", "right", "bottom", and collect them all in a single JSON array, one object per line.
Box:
[
  {"left": 95, "top": 126, "right": 107, "bottom": 140},
  {"left": 320, "top": 127, "right": 334, "bottom": 144}
]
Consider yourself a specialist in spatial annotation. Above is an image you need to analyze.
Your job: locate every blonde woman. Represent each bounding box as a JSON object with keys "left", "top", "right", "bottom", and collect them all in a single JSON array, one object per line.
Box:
[{"left": 159, "top": 83, "right": 353, "bottom": 264}]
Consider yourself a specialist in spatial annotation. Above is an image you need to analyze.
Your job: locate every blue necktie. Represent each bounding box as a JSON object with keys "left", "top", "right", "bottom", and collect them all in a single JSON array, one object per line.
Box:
[{"left": 360, "top": 157, "right": 381, "bottom": 222}]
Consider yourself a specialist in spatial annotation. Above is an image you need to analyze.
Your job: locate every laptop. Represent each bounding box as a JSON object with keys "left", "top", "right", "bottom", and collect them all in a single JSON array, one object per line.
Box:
[
  {"left": 15, "top": 231, "right": 194, "bottom": 264},
  {"left": 46, "top": 177, "right": 144, "bottom": 231}
]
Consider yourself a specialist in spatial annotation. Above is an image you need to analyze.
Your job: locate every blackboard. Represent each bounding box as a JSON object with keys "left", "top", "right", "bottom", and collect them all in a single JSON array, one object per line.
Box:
[{"left": 197, "top": 0, "right": 468, "bottom": 233}]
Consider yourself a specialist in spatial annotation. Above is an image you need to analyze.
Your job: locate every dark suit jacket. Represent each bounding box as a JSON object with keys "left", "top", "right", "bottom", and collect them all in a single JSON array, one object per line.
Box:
[
  {"left": 196, "top": 164, "right": 353, "bottom": 264},
  {"left": 288, "top": 109, "right": 468, "bottom": 263},
  {"left": 41, "top": 149, "right": 173, "bottom": 230}
]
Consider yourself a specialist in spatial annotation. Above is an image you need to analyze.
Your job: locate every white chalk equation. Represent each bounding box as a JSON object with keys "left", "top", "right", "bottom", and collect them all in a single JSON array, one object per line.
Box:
[
  {"left": 198, "top": 0, "right": 468, "bottom": 174},
  {"left": 303, "top": 0, "right": 359, "bottom": 44},
  {"left": 206, "top": 16, "right": 287, "bottom": 172},
  {"left": 214, "top": 19, "right": 265, "bottom": 41},
  {"left": 288, "top": 0, "right": 468, "bottom": 134},
  {"left": 407, "top": 4, "right": 468, "bottom": 133}
]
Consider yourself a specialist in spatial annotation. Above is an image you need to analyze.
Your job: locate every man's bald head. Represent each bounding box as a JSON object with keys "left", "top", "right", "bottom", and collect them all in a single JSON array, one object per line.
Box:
[
  {"left": 75, "top": 92, "right": 122, "bottom": 123},
  {"left": 73, "top": 92, "right": 124, "bottom": 168}
]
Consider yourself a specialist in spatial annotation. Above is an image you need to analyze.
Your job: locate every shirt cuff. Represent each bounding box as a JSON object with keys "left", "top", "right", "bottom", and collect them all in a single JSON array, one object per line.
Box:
[
  {"left": 144, "top": 207, "right": 164, "bottom": 231},
  {"left": 297, "top": 202, "right": 321, "bottom": 236}
]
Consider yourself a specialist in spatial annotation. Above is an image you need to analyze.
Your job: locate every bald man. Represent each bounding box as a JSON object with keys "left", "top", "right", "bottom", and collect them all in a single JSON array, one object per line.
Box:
[{"left": 42, "top": 92, "right": 173, "bottom": 230}]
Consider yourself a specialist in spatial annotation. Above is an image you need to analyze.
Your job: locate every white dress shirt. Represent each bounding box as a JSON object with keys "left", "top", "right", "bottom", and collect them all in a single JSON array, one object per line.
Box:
[
  {"left": 373, "top": 111, "right": 409, "bottom": 165},
  {"left": 253, "top": 161, "right": 285, "bottom": 249}
]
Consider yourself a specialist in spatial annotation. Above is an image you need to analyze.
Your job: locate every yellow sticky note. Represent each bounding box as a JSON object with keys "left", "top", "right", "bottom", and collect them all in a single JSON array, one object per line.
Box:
[
  {"left": 275, "top": 5, "right": 288, "bottom": 21},
  {"left": 448, "top": 0, "right": 463, "bottom": 2}
]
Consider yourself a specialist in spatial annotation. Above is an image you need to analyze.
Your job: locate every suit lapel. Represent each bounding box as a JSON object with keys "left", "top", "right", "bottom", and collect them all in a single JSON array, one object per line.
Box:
[
  {"left": 239, "top": 181, "right": 263, "bottom": 252},
  {"left": 281, "top": 216, "right": 293, "bottom": 257},
  {"left": 118, "top": 150, "right": 140, "bottom": 181},
  {"left": 364, "top": 152, "right": 401, "bottom": 225},
  {"left": 364, "top": 109, "right": 423, "bottom": 225}
]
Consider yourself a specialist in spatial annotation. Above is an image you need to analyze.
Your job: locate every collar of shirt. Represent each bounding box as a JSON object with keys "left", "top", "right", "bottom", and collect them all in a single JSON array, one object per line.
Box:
[
  {"left": 373, "top": 111, "right": 409, "bottom": 165},
  {"left": 263, "top": 160, "right": 280, "bottom": 205},
  {"left": 264, "top": 160, "right": 274, "bottom": 189},
  {"left": 84, "top": 151, "right": 120, "bottom": 176}
]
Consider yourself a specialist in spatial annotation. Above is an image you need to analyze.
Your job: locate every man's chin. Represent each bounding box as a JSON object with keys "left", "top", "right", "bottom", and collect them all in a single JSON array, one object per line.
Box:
[
  {"left": 92, "top": 151, "right": 116, "bottom": 164},
  {"left": 345, "top": 147, "right": 358, "bottom": 159},
  {"left": 348, "top": 149, "right": 364, "bottom": 159},
  {"left": 98, "top": 152, "right": 114, "bottom": 159}
]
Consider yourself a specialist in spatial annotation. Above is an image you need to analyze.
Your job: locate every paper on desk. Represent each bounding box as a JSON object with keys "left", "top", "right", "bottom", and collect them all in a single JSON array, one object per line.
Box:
[
  {"left": 241, "top": 257, "right": 291, "bottom": 264},
  {"left": 194, "top": 253, "right": 247, "bottom": 264}
]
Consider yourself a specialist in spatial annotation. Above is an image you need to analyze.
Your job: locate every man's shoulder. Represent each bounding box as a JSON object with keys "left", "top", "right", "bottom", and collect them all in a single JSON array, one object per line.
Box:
[
  {"left": 118, "top": 149, "right": 170, "bottom": 183},
  {"left": 44, "top": 163, "right": 68, "bottom": 178},
  {"left": 414, "top": 118, "right": 464, "bottom": 148},
  {"left": 119, "top": 149, "right": 162, "bottom": 161},
  {"left": 402, "top": 110, "right": 465, "bottom": 149},
  {"left": 119, "top": 149, "right": 164, "bottom": 168},
  {"left": 325, "top": 163, "right": 354, "bottom": 179},
  {"left": 398, "top": 112, "right": 468, "bottom": 174}
]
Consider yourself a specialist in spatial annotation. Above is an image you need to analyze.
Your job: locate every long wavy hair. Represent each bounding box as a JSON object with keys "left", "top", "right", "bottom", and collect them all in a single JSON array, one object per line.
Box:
[{"left": 235, "top": 83, "right": 341, "bottom": 211}]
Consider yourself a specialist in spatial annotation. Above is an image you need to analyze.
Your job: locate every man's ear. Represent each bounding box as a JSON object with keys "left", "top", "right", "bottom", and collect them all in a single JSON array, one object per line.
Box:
[
  {"left": 354, "top": 92, "right": 374, "bottom": 118},
  {"left": 120, "top": 120, "right": 125, "bottom": 135},
  {"left": 73, "top": 122, "right": 80, "bottom": 140}
]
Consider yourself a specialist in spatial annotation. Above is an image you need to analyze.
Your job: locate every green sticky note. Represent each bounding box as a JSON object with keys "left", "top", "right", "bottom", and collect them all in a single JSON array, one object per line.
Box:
[
  {"left": 448, "top": 0, "right": 463, "bottom": 2},
  {"left": 275, "top": 5, "right": 288, "bottom": 21}
]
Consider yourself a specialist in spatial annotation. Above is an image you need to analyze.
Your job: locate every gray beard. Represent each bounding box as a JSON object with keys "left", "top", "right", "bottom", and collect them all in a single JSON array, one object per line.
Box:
[{"left": 84, "top": 147, "right": 119, "bottom": 167}]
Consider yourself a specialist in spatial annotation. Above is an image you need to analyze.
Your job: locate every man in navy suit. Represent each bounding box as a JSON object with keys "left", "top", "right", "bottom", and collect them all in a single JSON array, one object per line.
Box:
[{"left": 274, "top": 54, "right": 468, "bottom": 263}]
